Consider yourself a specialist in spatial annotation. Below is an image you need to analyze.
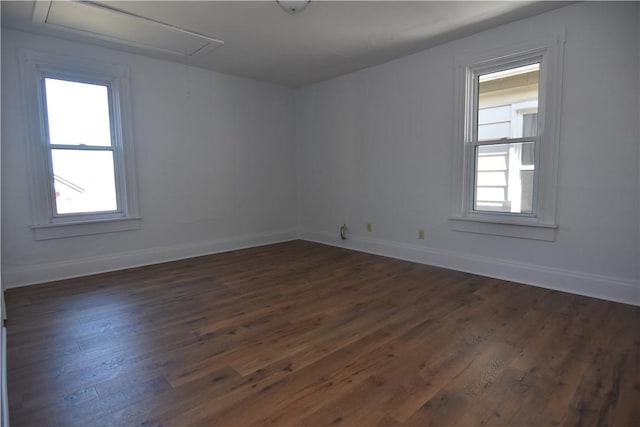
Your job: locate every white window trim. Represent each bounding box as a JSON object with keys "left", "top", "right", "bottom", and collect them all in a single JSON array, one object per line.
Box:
[
  {"left": 18, "top": 49, "right": 141, "bottom": 240},
  {"left": 449, "top": 31, "right": 565, "bottom": 241}
]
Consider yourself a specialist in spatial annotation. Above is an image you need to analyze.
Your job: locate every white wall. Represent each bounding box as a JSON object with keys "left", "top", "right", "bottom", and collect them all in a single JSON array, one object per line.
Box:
[
  {"left": 296, "top": 2, "right": 640, "bottom": 305},
  {"left": 1, "top": 29, "right": 298, "bottom": 287},
  {"left": 1, "top": 3, "right": 639, "bottom": 306}
]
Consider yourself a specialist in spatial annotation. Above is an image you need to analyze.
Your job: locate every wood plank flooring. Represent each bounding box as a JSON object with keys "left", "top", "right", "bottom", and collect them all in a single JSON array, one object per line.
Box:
[{"left": 5, "top": 240, "right": 639, "bottom": 426}]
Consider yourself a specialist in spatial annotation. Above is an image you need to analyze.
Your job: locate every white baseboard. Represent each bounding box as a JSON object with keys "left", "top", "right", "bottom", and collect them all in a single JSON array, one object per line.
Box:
[
  {"left": 3, "top": 229, "right": 298, "bottom": 289},
  {"left": 6, "top": 228, "right": 638, "bottom": 307},
  {"left": 299, "top": 229, "right": 640, "bottom": 307}
]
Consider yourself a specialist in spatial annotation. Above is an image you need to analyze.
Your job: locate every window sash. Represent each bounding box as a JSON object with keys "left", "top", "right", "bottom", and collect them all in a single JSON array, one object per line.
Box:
[
  {"left": 46, "top": 147, "right": 121, "bottom": 219},
  {"left": 469, "top": 137, "right": 539, "bottom": 216},
  {"left": 469, "top": 59, "right": 542, "bottom": 143}
]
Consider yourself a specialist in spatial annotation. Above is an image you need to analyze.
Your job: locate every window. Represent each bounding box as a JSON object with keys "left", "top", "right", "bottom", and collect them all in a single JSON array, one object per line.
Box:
[
  {"left": 450, "top": 33, "right": 565, "bottom": 241},
  {"left": 44, "top": 77, "right": 120, "bottom": 216},
  {"left": 19, "top": 50, "right": 140, "bottom": 240},
  {"left": 474, "top": 63, "right": 539, "bottom": 214}
]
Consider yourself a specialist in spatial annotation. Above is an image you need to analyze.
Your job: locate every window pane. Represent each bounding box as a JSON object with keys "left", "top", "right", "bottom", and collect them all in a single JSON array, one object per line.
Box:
[
  {"left": 477, "top": 63, "right": 539, "bottom": 141},
  {"left": 44, "top": 78, "right": 112, "bottom": 147},
  {"left": 478, "top": 122, "right": 511, "bottom": 141},
  {"left": 522, "top": 113, "right": 538, "bottom": 138},
  {"left": 476, "top": 171, "right": 507, "bottom": 187},
  {"left": 51, "top": 149, "right": 118, "bottom": 214},
  {"left": 478, "top": 105, "right": 510, "bottom": 124},
  {"left": 474, "top": 142, "right": 535, "bottom": 214}
]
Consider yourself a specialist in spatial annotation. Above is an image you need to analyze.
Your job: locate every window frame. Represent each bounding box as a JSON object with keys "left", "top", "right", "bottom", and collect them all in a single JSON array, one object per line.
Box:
[
  {"left": 449, "top": 32, "right": 565, "bottom": 241},
  {"left": 19, "top": 49, "right": 140, "bottom": 240}
]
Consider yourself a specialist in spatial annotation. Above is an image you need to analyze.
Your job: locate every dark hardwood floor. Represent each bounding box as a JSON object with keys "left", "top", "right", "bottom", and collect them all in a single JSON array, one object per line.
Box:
[{"left": 5, "top": 240, "right": 639, "bottom": 426}]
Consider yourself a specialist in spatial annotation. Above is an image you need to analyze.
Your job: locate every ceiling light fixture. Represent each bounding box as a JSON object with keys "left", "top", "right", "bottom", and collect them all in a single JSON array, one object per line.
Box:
[{"left": 276, "top": 0, "right": 310, "bottom": 15}]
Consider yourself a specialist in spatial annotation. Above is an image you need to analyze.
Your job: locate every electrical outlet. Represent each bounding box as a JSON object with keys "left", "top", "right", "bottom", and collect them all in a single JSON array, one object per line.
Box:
[
  {"left": 366, "top": 223, "right": 372, "bottom": 232},
  {"left": 418, "top": 229, "right": 425, "bottom": 240}
]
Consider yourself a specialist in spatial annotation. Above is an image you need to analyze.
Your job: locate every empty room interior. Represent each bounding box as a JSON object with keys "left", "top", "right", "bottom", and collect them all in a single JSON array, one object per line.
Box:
[{"left": 0, "top": 1, "right": 639, "bottom": 426}]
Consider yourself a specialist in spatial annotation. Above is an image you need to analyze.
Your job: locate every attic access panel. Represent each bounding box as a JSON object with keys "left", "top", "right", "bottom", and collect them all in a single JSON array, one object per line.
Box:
[{"left": 33, "top": 1, "right": 224, "bottom": 57}]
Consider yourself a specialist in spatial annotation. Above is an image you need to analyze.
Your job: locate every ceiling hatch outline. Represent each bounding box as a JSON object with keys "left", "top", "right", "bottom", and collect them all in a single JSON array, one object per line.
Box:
[{"left": 32, "top": 1, "right": 225, "bottom": 58}]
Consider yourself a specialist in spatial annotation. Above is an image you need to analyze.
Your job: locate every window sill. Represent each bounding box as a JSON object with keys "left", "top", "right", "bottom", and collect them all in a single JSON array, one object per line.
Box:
[
  {"left": 449, "top": 216, "right": 557, "bottom": 241},
  {"left": 32, "top": 217, "right": 141, "bottom": 241}
]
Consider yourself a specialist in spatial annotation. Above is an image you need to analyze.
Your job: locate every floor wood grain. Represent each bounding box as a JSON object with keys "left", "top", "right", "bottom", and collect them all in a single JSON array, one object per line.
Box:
[{"left": 5, "top": 240, "right": 639, "bottom": 426}]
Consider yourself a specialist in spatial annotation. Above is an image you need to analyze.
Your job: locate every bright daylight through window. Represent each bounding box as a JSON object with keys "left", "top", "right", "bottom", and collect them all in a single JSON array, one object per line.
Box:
[
  {"left": 44, "top": 78, "right": 119, "bottom": 215},
  {"left": 474, "top": 63, "right": 540, "bottom": 214}
]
